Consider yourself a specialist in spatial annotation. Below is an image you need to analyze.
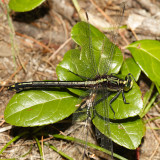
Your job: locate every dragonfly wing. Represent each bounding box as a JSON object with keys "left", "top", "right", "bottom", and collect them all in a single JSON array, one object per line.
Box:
[
  {"left": 71, "top": 19, "right": 101, "bottom": 79},
  {"left": 92, "top": 89, "right": 113, "bottom": 159},
  {"left": 72, "top": 89, "right": 97, "bottom": 159},
  {"left": 99, "top": 3, "right": 125, "bottom": 75}
]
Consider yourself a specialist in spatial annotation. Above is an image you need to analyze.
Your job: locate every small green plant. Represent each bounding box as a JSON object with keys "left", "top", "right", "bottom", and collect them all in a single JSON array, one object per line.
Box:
[
  {"left": 2, "top": 1, "right": 160, "bottom": 159},
  {"left": 5, "top": 21, "right": 145, "bottom": 150}
]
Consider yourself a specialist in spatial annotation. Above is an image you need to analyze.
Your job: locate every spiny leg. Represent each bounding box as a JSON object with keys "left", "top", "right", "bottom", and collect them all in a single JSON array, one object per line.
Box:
[
  {"left": 109, "top": 90, "right": 129, "bottom": 119},
  {"left": 109, "top": 90, "right": 121, "bottom": 119},
  {"left": 122, "top": 90, "right": 129, "bottom": 104},
  {"left": 91, "top": 93, "right": 109, "bottom": 121}
]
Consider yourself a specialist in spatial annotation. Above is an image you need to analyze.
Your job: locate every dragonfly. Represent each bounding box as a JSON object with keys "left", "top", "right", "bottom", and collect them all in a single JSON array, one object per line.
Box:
[
  {"left": 8, "top": 73, "right": 133, "bottom": 118},
  {"left": 7, "top": 4, "right": 134, "bottom": 160}
]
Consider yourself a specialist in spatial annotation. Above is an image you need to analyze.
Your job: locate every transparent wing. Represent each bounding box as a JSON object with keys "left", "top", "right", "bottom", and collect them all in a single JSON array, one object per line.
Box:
[
  {"left": 72, "top": 88, "right": 113, "bottom": 158},
  {"left": 92, "top": 88, "right": 113, "bottom": 159},
  {"left": 99, "top": 3, "right": 125, "bottom": 75},
  {"left": 72, "top": 89, "right": 98, "bottom": 159},
  {"left": 71, "top": 9, "right": 99, "bottom": 80}
]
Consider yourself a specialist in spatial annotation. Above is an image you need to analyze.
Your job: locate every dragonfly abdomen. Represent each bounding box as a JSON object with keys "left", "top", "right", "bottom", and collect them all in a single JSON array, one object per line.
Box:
[{"left": 8, "top": 81, "right": 87, "bottom": 93}]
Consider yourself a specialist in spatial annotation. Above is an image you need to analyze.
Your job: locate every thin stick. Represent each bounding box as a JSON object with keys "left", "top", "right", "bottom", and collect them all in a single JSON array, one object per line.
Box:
[
  {"left": 149, "top": 143, "right": 159, "bottom": 160},
  {"left": 145, "top": 114, "right": 160, "bottom": 144},
  {"left": 130, "top": 27, "right": 139, "bottom": 41},
  {"left": 89, "top": 0, "right": 114, "bottom": 24},
  {"left": 48, "top": 37, "right": 72, "bottom": 61},
  {"left": 15, "top": 32, "right": 53, "bottom": 53}
]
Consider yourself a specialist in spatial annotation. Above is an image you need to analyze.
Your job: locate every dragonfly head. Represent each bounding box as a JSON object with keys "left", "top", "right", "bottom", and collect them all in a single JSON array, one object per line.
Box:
[{"left": 123, "top": 74, "right": 134, "bottom": 91}]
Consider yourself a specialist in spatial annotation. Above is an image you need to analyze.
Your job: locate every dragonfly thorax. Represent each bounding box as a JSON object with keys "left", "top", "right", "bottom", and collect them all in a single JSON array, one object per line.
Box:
[{"left": 93, "top": 74, "right": 133, "bottom": 92}]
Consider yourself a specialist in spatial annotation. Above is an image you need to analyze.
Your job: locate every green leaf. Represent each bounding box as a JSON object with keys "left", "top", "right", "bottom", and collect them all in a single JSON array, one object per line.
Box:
[
  {"left": 93, "top": 117, "right": 145, "bottom": 149},
  {"left": 127, "top": 40, "right": 160, "bottom": 86},
  {"left": 57, "top": 45, "right": 143, "bottom": 120},
  {"left": 9, "top": 0, "right": 45, "bottom": 12},
  {"left": 56, "top": 49, "right": 86, "bottom": 81},
  {"left": 56, "top": 21, "right": 123, "bottom": 86},
  {"left": 121, "top": 58, "right": 141, "bottom": 81},
  {"left": 5, "top": 90, "right": 79, "bottom": 126},
  {"left": 71, "top": 21, "right": 123, "bottom": 77}
]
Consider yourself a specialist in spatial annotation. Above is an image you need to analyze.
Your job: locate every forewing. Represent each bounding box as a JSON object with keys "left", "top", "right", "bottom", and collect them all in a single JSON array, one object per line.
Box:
[
  {"left": 71, "top": 21, "right": 104, "bottom": 79},
  {"left": 99, "top": 3, "right": 125, "bottom": 75}
]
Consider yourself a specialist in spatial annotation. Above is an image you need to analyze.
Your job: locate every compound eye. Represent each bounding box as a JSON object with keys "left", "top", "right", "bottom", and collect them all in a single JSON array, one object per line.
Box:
[
  {"left": 124, "top": 81, "right": 130, "bottom": 91},
  {"left": 126, "top": 83, "right": 129, "bottom": 89}
]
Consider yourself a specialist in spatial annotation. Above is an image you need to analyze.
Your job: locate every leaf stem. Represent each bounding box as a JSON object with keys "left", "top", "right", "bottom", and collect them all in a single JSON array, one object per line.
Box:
[
  {"left": 143, "top": 82, "right": 154, "bottom": 108},
  {"left": 140, "top": 91, "right": 159, "bottom": 118},
  {"left": 53, "top": 134, "right": 128, "bottom": 160},
  {"left": 44, "top": 142, "right": 74, "bottom": 160},
  {"left": 34, "top": 136, "right": 44, "bottom": 160},
  {"left": 0, "top": 131, "right": 29, "bottom": 154}
]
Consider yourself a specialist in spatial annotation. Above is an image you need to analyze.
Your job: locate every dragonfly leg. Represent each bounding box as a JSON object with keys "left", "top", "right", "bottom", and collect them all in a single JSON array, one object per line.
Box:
[
  {"left": 122, "top": 90, "right": 129, "bottom": 104},
  {"left": 109, "top": 90, "right": 122, "bottom": 119},
  {"left": 127, "top": 73, "right": 136, "bottom": 81}
]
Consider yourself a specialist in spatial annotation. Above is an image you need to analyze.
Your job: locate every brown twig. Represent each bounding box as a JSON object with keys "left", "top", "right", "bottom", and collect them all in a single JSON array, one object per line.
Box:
[
  {"left": 15, "top": 32, "right": 53, "bottom": 53},
  {"left": 48, "top": 37, "right": 72, "bottom": 61},
  {"left": 145, "top": 114, "right": 160, "bottom": 159},
  {"left": 119, "top": 30, "right": 129, "bottom": 45},
  {"left": 41, "top": 135, "right": 44, "bottom": 159},
  {"left": 89, "top": 0, "right": 114, "bottom": 24},
  {"left": 129, "top": 27, "right": 139, "bottom": 41},
  {"left": 51, "top": 10, "right": 68, "bottom": 41},
  {"left": 149, "top": 143, "right": 159, "bottom": 160},
  {"left": 89, "top": 0, "right": 129, "bottom": 45}
]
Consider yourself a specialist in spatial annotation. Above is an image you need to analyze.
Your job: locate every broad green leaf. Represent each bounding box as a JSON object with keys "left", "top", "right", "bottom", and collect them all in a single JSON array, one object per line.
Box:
[
  {"left": 127, "top": 40, "right": 160, "bottom": 86},
  {"left": 56, "top": 49, "right": 87, "bottom": 81},
  {"left": 5, "top": 90, "right": 79, "bottom": 126},
  {"left": 121, "top": 58, "right": 141, "bottom": 81},
  {"left": 9, "top": 0, "right": 45, "bottom": 12},
  {"left": 71, "top": 21, "right": 123, "bottom": 78},
  {"left": 93, "top": 117, "right": 145, "bottom": 149}
]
